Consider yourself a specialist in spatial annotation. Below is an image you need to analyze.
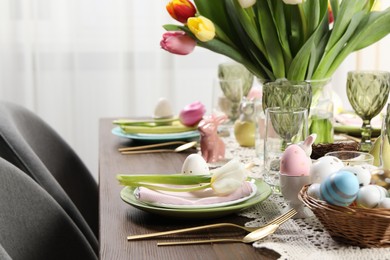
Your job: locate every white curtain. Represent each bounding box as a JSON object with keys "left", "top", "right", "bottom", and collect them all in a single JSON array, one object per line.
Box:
[{"left": 0, "top": 0, "right": 389, "bottom": 180}]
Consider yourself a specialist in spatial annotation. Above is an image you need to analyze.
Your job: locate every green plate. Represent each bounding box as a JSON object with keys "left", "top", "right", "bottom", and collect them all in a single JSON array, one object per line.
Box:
[
  {"left": 120, "top": 179, "right": 272, "bottom": 219},
  {"left": 112, "top": 127, "right": 200, "bottom": 142},
  {"left": 334, "top": 124, "right": 381, "bottom": 137}
]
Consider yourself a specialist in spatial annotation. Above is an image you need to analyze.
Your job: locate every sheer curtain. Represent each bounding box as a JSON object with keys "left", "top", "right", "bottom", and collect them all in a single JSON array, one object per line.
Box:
[{"left": 0, "top": 0, "right": 389, "bottom": 180}]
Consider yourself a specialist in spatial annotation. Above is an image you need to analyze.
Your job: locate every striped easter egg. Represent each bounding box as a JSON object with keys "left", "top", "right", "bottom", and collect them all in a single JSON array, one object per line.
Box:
[{"left": 320, "top": 170, "right": 359, "bottom": 206}]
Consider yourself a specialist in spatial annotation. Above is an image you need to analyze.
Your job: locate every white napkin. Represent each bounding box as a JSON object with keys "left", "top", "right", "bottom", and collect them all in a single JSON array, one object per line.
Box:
[{"left": 135, "top": 181, "right": 254, "bottom": 207}]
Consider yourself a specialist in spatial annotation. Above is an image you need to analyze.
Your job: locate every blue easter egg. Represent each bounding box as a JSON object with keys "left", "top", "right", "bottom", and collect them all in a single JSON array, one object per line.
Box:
[{"left": 320, "top": 170, "right": 359, "bottom": 206}]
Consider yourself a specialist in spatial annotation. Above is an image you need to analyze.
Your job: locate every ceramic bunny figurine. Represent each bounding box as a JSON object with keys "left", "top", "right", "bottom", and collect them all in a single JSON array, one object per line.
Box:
[
  {"left": 298, "top": 134, "right": 317, "bottom": 157},
  {"left": 198, "top": 114, "right": 227, "bottom": 163}
]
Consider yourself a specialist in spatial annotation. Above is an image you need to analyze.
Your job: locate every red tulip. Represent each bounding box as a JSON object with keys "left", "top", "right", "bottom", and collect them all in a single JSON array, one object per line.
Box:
[
  {"left": 328, "top": 3, "right": 334, "bottom": 24},
  {"left": 160, "top": 31, "right": 196, "bottom": 55},
  {"left": 166, "top": 0, "right": 196, "bottom": 24}
]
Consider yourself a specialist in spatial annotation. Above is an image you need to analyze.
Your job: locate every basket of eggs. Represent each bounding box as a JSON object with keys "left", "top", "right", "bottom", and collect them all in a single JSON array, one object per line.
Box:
[{"left": 298, "top": 155, "right": 390, "bottom": 248}]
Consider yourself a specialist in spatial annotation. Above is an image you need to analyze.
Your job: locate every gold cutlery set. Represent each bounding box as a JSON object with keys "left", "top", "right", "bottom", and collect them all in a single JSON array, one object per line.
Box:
[{"left": 127, "top": 208, "right": 297, "bottom": 246}]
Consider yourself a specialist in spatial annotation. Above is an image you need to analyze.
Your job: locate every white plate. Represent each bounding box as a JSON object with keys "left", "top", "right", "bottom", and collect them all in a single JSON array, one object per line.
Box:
[
  {"left": 135, "top": 181, "right": 258, "bottom": 209},
  {"left": 112, "top": 126, "right": 200, "bottom": 141}
]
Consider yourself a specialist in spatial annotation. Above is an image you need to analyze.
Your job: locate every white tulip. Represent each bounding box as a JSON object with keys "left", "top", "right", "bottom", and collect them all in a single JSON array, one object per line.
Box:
[
  {"left": 238, "top": 0, "right": 256, "bottom": 8},
  {"left": 210, "top": 159, "right": 248, "bottom": 195},
  {"left": 282, "top": 0, "right": 303, "bottom": 5}
]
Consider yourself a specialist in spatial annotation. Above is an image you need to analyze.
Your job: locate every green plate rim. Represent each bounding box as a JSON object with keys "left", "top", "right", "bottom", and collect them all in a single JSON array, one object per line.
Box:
[
  {"left": 120, "top": 179, "right": 272, "bottom": 219},
  {"left": 112, "top": 126, "right": 200, "bottom": 141},
  {"left": 334, "top": 124, "right": 381, "bottom": 137}
]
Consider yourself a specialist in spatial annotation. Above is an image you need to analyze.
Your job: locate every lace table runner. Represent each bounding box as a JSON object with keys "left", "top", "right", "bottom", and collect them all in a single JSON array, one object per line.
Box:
[{"left": 223, "top": 136, "right": 390, "bottom": 260}]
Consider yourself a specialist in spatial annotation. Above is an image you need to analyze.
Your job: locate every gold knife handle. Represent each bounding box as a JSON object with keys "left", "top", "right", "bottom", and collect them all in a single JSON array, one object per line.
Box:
[
  {"left": 157, "top": 238, "right": 240, "bottom": 246},
  {"left": 127, "top": 223, "right": 244, "bottom": 241}
]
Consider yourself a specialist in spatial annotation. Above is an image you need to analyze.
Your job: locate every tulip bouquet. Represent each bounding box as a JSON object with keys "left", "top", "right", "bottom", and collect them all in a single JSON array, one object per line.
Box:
[{"left": 161, "top": 0, "right": 390, "bottom": 81}]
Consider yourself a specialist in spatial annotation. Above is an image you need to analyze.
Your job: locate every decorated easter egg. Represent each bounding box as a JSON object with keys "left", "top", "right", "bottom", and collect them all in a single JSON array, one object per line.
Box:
[
  {"left": 179, "top": 101, "right": 206, "bottom": 126},
  {"left": 356, "top": 185, "right": 388, "bottom": 208},
  {"left": 310, "top": 156, "right": 344, "bottom": 183},
  {"left": 181, "top": 154, "right": 210, "bottom": 175},
  {"left": 280, "top": 144, "right": 312, "bottom": 176},
  {"left": 378, "top": 198, "right": 390, "bottom": 209},
  {"left": 307, "top": 183, "right": 322, "bottom": 200},
  {"left": 320, "top": 170, "right": 359, "bottom": 206},
  {"left": 340, "top": 165, "right": 371, "bottom": 187}
]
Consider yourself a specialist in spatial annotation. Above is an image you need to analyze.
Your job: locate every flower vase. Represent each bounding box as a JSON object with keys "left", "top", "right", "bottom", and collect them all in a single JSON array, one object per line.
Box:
[{"left": 307, "top": 78, "right": 334, "bottom": 144}]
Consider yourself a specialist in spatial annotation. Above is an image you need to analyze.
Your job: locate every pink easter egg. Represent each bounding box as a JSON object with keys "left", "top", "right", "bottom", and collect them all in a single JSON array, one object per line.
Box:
[{"left": 280, "top": 144, "right": 311, "bottom": 176}]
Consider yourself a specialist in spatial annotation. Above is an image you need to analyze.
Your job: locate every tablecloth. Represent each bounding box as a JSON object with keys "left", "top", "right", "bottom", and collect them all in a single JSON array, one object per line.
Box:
[{"left": 222, "top": 136, "right": 390, "bottom": 260}]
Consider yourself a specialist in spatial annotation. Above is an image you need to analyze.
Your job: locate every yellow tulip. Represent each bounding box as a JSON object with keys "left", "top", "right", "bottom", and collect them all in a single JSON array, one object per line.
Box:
[{"left": 187, "top": 16, "right": 215, "bottom": 42}]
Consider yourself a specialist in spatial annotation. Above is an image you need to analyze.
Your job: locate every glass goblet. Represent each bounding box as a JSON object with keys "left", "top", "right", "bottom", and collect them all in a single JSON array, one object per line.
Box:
[
  {"left": 262, "top": 79, "right": 312, "bottom": 111},
  {"left": 267, "top": 107, "right": 308, "bottom": 150},
  {"left": 212, "top": 78, "right": 244, "bottom": 123},
  {"left": 346, "top": 71, "right": 390, "bottom": 152}
]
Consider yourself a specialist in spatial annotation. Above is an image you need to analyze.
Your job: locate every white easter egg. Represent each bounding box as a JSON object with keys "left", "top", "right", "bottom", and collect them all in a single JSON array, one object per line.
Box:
[
  {"left": 378, "top": 198, "right": 390, "bottom": 208},
  {"left": 181, "top": 154, "right": 210, "bottom": 175},
  {"left": 154, "top": 97, "right": 173, "bottom": 118},
  {"left": 307, "top": 183, "right": 322, "bottom": 200},
  {"left": 310, "top": 156, "right": 344, "bottom": 183},
  {"left": 340, "top": 165, "right": 371, "bottom": 187},
  {"left": 377, "top": 185, "right": 389, "bottom": 198},
  {"left": 356, "top": 185, "right": 387, "bottom": 208}
]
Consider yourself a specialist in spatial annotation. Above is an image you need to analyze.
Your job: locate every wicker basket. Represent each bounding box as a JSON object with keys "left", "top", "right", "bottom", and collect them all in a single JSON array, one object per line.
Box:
[{"left": 299, "top": 185, "right": 390, "bottom": 248}]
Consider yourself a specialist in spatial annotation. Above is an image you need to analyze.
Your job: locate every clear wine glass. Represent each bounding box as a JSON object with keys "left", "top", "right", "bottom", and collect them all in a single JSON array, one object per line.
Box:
[
  {"left": 346, "top": 71, "right": 390, "bottom": 152},
  {"left": 386, "top": 104, "right": 390, "bottom": 144},
  {"left": 263, "top": 107, "right": 308, "bottom": 191},
  {"left": 371, "top": 104, "right": 390, "bottom": 190}
]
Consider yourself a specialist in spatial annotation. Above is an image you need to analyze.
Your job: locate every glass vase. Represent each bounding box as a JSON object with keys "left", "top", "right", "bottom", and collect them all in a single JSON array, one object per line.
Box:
[{"left": 307, "top": 78, "right": 334, "bottom": 144}]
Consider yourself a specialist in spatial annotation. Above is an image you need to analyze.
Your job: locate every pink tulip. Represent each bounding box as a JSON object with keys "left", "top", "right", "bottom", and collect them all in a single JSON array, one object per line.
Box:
[
  {"left": 160, "top": 31, "right": 196, "bottom": 55},
  {"left": 247, "top": 86, "right": 262, "bottom": 101},
  {"left": 179, "top": 101, "right": 206, "bottom": 126}
]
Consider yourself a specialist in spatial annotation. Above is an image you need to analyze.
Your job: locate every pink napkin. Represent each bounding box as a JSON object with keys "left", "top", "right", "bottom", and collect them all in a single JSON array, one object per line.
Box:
[
  {"left": 135, "top": 181, "right": 254, "bottom": 207},
  {"left": 335, "top": 113, "right": 381, "bottom": 128}
]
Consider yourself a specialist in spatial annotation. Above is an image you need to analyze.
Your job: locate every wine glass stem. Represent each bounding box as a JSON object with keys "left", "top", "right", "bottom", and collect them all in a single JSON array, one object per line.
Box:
[
  {"left": 360, "top": 119, "right": 372, "bottom": 152},
  {"left": 379, "top": 131, "right": 385, "bottom": 168}
]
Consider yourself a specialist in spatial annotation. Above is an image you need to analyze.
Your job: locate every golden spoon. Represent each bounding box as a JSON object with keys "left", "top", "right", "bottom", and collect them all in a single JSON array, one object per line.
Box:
[
  {"left": 157, "top": 209, "right": 296, "bottom": 246},
  {"left": 127, "top": 208, "right": 296, "bottom": 241}
]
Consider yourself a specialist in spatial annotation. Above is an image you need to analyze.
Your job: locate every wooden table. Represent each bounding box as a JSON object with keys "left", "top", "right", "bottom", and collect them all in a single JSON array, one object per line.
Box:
[{"left": 99, "top": 118, "right": 279, "bottom": 260}]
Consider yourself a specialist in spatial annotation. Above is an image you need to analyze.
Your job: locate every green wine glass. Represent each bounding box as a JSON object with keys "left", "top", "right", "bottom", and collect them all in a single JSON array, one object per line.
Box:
[
  {"left": 347, "top": 71, "right": 390, "bottom": 152},
  {"left": 262, "top": 79, "right": 312, "bottom": 111},
  {"left": 212, "top": 78, "right": 244, "bottom": 123}
]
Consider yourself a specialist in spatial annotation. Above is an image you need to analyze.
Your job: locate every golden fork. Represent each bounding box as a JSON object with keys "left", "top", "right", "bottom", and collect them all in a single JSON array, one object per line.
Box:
[
  {"left": 127, "top": 208, "right": 296, "bottom": 241},
  {"left": 157, "top": 208, "right": 296, "bottom": 246}
]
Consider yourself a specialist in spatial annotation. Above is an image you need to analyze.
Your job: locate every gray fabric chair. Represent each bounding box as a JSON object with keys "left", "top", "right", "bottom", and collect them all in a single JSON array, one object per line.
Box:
[
  {"left": 0, "top": 158, "right": 97, "bottom": 260},
  {"left": 0, "top": 101, "right": 98, "bottom": 253},
  {"left": 0, "top": 244, "right": 12, "bottom": 260}
]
